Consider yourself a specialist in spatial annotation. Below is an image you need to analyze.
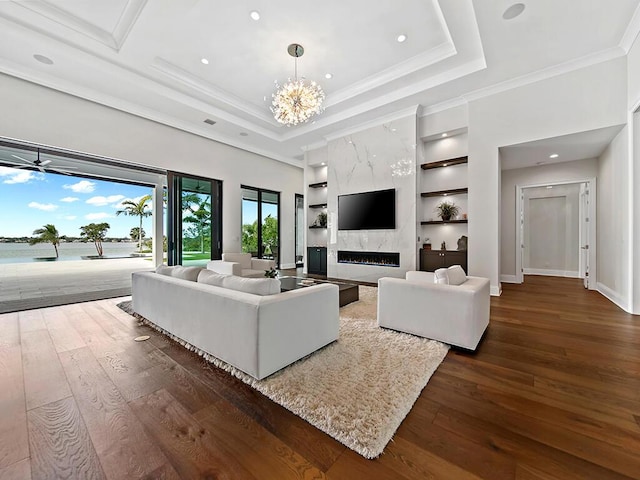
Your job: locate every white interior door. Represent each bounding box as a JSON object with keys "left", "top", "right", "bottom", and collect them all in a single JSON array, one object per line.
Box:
[{"left": 579, "top": 182, "right": 590, "bottom": 288}]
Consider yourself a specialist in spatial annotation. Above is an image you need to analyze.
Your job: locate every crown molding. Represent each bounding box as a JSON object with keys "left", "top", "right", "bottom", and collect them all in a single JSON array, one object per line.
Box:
[
  {"left": 300, "top": 140, "right": 328, "bottom": 153},
  {"left": 324, "top": 105, "right": 420, "bottom": 142},
  {"left": 463, "top": 46, "right": 625, "bottom": 103},
  {"left": 419, "top": 97, "right": 468, "bottom": 117},
  {"left": 620, "top": 3, "right": 640, "bottom": 53},
  {"left": 151, "top": 57, "right": 275, "bottom": 124},
  {"left": 10, "top": 0, "right": 147, "bottom": 51}
]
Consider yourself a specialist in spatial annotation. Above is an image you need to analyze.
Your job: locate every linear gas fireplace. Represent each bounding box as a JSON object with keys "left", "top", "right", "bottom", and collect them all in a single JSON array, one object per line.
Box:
[{"left": 337, "top": 250, "right": 400, "bottom": 267}]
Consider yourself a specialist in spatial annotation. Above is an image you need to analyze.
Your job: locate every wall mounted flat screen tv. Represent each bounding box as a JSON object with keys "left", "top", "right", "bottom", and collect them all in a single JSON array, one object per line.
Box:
[{"left": 338, "top": 188, "right": 396, "bottom": 230}]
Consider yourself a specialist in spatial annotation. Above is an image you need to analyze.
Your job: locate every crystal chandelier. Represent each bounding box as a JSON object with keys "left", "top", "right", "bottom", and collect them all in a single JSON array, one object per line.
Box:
[{"left": 271, "top": 44, "right": 325, "bottom": 126}]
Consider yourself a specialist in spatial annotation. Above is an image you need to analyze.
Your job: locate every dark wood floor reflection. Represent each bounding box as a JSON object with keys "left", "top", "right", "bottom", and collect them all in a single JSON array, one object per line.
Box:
[{"left": 1, "top": 275, "right": 639, "bottom": 479}]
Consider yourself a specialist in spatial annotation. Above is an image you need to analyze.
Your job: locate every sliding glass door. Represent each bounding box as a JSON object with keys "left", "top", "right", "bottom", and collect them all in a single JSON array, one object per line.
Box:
[
  {"left": 167, "top": 172, "right": 222, "bottom": 266},
  {"left": 241, "top": 186, "right": 280, "bottom": 267}
]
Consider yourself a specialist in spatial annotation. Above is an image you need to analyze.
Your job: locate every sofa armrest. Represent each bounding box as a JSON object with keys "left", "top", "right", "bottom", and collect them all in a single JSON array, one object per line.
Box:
[
  {"left": 405, "top": 270, "right": 435, "bottom": 284},
  {"left": 251, "top": 258, "right": 276, "bottom": 270},
  {"left": 207, "top": 260, "right": 241, "bottom": 276}
]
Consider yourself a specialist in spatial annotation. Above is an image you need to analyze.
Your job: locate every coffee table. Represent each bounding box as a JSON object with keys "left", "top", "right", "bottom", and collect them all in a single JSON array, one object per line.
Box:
[{"left": 279, "top": 276, "right": 359, "bottom": 307}]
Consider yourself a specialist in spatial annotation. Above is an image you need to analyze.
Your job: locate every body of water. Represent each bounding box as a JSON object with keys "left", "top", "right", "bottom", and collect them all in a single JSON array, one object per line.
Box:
[{"left": 0, "top": 242, "right": 142, "bottom": 263}]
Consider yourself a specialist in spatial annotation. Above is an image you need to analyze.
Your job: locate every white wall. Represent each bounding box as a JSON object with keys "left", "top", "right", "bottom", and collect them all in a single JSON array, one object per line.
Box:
[
  {"left": 0, "top": 73, "right": 303, "bottom": 267},
  {"left": 468, "top": 57, "right": 627, "bottom": 294},
  {"left": 628, "top": 34, "right": 640, "bottom": 314},
  {"left": 500, "top": 159, "right": 598, "bottom": 279},
  {"left": 597, "top": 126, "right": 631, "bottom": 307}
]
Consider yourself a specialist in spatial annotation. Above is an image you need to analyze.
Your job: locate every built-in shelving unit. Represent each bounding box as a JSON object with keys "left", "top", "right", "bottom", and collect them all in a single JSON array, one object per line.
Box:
[
  {"left": 305, "top": 164, "right": 328, "bottom": 274},
  {"left": 421, "top": 188, "right": 468, "bottom": 198},
  {"left": 420, "top": 156, "right": 468, "bottom": 170},
  {"left": 419, "top": 135, "right": 469, "bottom": 272},
  {"left": 309, "top": 181, "right": 327, "bottom": 188},
  {"left": 421, "top": 219, "right": 468, "bottom": 225}
]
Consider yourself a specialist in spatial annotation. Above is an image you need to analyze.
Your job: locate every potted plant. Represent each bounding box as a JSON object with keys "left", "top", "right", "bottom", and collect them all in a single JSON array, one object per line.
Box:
[
  {"left": 317, "top": 212, "right": 327, "bottom": 227},
  {"left": 435, "top": 201, "right": 460, "bottom": 222}
]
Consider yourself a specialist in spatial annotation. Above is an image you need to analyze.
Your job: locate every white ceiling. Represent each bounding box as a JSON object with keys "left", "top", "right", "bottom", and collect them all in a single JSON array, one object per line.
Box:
[{"left": 0, "top": 0, "right": 639, "bottom": 165}]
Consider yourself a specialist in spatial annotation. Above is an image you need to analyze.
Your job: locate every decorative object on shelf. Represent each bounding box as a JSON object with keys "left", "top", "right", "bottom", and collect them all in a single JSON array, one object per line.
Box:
[
  {"left": 462, "top": 213, "right": 468, "bottom": 220},
  {"left": 441, "top": 241, "right": 446, "bottom": 250},
  {"left": 423, "top": 238, "right": 431, "bottom": 250},
  {"left": 317, "top": 211, "right": 327, "bottom": 227},
  {"left": 271, "top": 43, "right": 325, "bottom": 126},
  {"left": 457, "top": 235, "right": 468, "bottom": 251},
  {"left": 435, "top": 201, "right": 460, "bottom": 222},
  {"left": 264, "top": 267, "right": 278, "bottom": 278}
]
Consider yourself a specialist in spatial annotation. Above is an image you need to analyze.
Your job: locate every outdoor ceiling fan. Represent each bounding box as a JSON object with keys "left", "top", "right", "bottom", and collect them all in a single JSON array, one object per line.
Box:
[{"left": 10, "top": 150, "right": 78, "bottom": 175}]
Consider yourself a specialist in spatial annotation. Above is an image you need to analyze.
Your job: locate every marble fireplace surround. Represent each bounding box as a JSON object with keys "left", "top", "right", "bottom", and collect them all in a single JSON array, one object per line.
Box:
[{"left": 324, "top": 111, "right": 419, "bottom": 284}]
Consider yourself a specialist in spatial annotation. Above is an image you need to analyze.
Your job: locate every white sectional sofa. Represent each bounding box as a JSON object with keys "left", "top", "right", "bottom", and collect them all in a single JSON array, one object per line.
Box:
[
  {"left": 207, "top": 252, "right": 275, "bottom": 278},
  {"left": 132, "top": 267, "right": 339, "bottom": 379},
  {"left": 377, "top": 268, "right": 490, "bottom": 350}
]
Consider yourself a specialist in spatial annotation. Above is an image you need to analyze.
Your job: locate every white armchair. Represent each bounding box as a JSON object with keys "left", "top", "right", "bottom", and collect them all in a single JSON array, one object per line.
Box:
[
  {"left": 207, "top": 252, "right": 275, "bottom": 278},
  {"left": 377, "top": 270, "right": 490, "bottom": 350}
]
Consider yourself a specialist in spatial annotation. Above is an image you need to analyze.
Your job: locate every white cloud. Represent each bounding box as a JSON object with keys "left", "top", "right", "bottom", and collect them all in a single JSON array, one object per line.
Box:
[
  {"left": 28, "top": 201, "right": 58, "bottom": 212},
  {"left": 60, "top": 196, "right": 79, "bottom": 203},
  {"left": 63, "top": 180, "right": 95, "bottom": 193},
  {"left": 63, "top": 215, "right": 77, "bottom": 220},
  {"left": 85, "top": 212, "right": 113, "bottom": 220},
  {"left": 114, "top": 195, "right": 152, "bottom": 210},
  {"left": 86, "top": 195, "right": 125, "bottom": 207},
  {"left": 0, "top": 167, "right": 44, "bottom": 184}
]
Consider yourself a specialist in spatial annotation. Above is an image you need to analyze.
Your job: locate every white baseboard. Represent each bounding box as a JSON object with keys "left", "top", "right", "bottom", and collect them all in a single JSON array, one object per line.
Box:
[
  {"left": 523, "top": 268, "right": 580, "bottom": 278},
  {"left": 597, "top": 282, "right": 631, "bottom": 313},
  {"left": 490, "top": 284, "right": 502, "bottom": 296},
  {"left": 500, "top": 274, "right": 519, "bottom": 283},
  {"left": 279, "top": 263, "right": 296, "bottom": 270}
]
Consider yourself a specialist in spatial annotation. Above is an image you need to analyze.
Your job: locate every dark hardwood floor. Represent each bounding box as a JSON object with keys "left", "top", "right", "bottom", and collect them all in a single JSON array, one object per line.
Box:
[{"left": 1, "top": 275, "right": 639, "bottom": 479}]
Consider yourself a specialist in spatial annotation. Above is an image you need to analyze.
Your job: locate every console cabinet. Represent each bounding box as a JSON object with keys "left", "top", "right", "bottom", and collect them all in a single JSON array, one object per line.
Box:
[
  {"left": 307, "top": 246, "right": 327, "bottom": 275},
  {"left": 420, "top": 249, "right": 467, "bottom": 272}
]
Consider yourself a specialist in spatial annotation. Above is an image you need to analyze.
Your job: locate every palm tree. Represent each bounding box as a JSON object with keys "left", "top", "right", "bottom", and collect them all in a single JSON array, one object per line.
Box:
[
  {"left": 29, "top": 224, "right": 63, "bottom": 258},
  {"left": 183, "top": 195, "right": 211, "bottom": 254},
  {"left": 79, "top": 222, "right": 110, "bottom": 257},
  {"left": 116, "top": 194, "right": 151, "bottom": 252}
]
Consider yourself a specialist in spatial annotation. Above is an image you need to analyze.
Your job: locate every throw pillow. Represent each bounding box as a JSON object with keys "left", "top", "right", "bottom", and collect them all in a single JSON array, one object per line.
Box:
[
  {"left": 221, "top": 275, "right": 281, "bottom": 296},
  {"left": 154, "top": 265, "right": 202, "bottom": 282},
  {"left": 197, "top": 269, "right": 228, "bottom": 287},
  {"left": 434, "top": 268, "right": 449, "bottom": 285},
  {"left": 447, "top": 265, "right": 467, "bottom": 286}
]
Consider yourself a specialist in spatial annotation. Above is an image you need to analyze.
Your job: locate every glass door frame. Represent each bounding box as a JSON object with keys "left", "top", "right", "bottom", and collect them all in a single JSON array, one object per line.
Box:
[
  {"left": 295, "top": 193, "right": 304, "bottom": 267},
  {"left": 241, "top": 185, "right": 281, "bottom": 268},
  {"left": 167, "top": 171, "right": 223, "bottom": 266}
]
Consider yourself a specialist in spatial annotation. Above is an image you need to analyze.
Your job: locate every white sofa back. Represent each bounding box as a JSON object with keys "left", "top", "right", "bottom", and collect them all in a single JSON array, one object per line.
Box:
[{"left": 132, "top": 271, "right": 339, "bottom": 379}]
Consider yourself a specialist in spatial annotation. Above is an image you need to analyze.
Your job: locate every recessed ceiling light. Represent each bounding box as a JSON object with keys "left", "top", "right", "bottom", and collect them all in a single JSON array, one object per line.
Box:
[
  {"left": 325, "top": 73, "right": 333, "bottom": 79},
  {"left": 203, "top": 118, "right": 216, "bottom": 125},
  {"left": 549, "top": 153, "right": 559, "bottom": 158},
  {"left": 33, "top": 54, "right": 54, "bottom": 65},
  {"left": 441, "top": 133, "right": 448, "bottom": 137},
  {"left": 320, "top": 162, "right": 326, "bottom": 166},
  {"left": 443, "top": 163, "right": 448, "bottom": 167},
  {"left": 250, "top": 10, "right": 260, "bottom": 21},
  {"left": 391, "top": 128, "right": 397, "bottom": 132},
  {"left": 546, "top": 186, "right": 553, "bottom": 189},
  {"left": 201, "top": 58, "right": 209, "bottom": 65},
  {"left": 239, "top": 132, "right": 248, "bottom": 136},
  {"left": 503, "top": 3, "right": 525, "bottom": 20},
  {"left": 397, "top": 34, "right": 407, "bottom": 43}
]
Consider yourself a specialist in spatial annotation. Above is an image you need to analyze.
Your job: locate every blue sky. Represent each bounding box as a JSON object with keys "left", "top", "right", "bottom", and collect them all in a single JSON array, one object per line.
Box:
[{"left": 0, "top": 166, "right": 153, "bottom": 238}]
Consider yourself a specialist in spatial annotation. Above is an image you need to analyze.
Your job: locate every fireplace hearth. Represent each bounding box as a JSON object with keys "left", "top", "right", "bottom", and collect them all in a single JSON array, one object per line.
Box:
[{"left": 337, "top": 250, "right": 400, "bottom": 267}]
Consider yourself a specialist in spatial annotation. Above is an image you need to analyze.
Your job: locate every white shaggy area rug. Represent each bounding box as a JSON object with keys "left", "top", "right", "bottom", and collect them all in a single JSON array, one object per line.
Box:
[{"left": 120, "top": 286, "right": 448, "bottom": 458}]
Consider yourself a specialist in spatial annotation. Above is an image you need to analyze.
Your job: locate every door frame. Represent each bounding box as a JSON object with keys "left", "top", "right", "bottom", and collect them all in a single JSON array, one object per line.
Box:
[
  {"left": 515, "top": 178, "right": 596, "bottom": 289},
  {"left": 241, "top": 185, "right": 281, "bottom": 268}
]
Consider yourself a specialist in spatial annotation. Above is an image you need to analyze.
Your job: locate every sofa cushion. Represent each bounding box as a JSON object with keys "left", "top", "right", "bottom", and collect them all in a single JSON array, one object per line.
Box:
[
  {"left": 155, "top": 264, "right": 202, "bottom": 282},
  {"left": 221, "top": 275, "right": 281, "bottom": 296},
  {"left": 434, "top": 268, "right": 449, "bottom": 285},
  {"left": 197, "top": 269, "right": 228, "bottom": 286},
  {"left": 447, "top": 265, "right": 467, "bottom": 286},
  {"left": 222, "top": 252, "right": 252, "bottom": 269}
]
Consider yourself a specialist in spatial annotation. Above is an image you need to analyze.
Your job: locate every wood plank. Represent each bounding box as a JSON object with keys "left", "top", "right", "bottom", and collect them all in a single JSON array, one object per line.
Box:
[
  {"left": 41, "top": 307, "right": 86, "bottom": 353},
  {"left": 27, "top": 397, "right": 106, "bottom": 480},
  {"left": 59, "top": 347, "right": 168, "bottom": 479},
  {"left": 420, "top": 156, "right": 468, "bottom": 169},
  {"left": 18, "top": 309, "right": 46, "bottom": 333},
  {"left": 129, "top": 389, "right": 257, "bottom": 480},
  {"left": 0, "top": 458, "right": 31, "bottom": 480},
  {"left": 21, "top": 329, "right": 72, "bottom": 411},
  {"left": 195, "top": 399, "right": 327, "bottom": 479},
  {"left": 0, "top": 313, "right": 29, "bottom": 470}
]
